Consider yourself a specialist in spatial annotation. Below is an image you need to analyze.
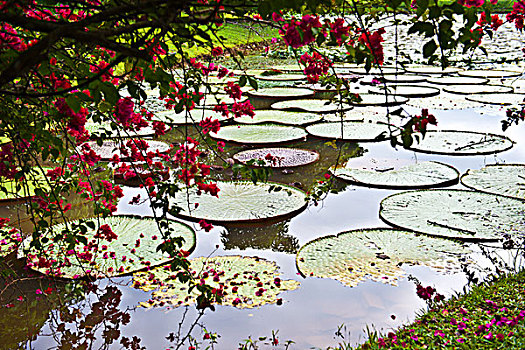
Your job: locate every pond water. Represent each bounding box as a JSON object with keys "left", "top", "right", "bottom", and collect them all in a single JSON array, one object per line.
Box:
[{"left": 3, "top": 18, "right": 525, "bottom": 350}]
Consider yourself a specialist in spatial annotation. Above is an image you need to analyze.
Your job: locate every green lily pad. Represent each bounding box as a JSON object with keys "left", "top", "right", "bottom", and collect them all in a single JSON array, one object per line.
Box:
[
  {"left": 458, "top": 70, "right": 522, "bottom": 78},
  {"left": 85, "top": 140, "right": 171, "bottom": 161},
  {"left": 350, "top": 94, "right": 409, "bottom": 106},
  {"left": 331, "top": 160, "right": 459, "bottom": 189},
  {"left": 465, "top": 93, "right": 525, "bottom": 106},
  {"left": 20, "top": 216, "right": 196, "bottom": 278},
  {"left": 323, "top": 106, "right": 404, "bottom": 124},
  {"left": 85, "top": 122, "right": 156, "bottom": 138},
  {"left": 296, "top": 228, "right": 469, "bottom": 287},
  {"left": 235, "top": 110, "right": 322, "bottom": 126},
  {"left": 306, "top": 122, "right": 391, "bottom": 142},
  {"left": 347, "top": 67, "right": 406, "bottom": 75},
  {"left": 152, "top": 109, "right": 231, "bottom": 125},
  {"left": 381, "top": 75, "right": 428, "bottom": 83},
  {"left": 461, "top": 164, "right": 525, "bottom": 200},
  {"left": 426, "top": 76, "right": 489, "bottom": 85},
  {"left": 210, "top": 124, "right": 307, "bottom": 144},
  {"left": 442, "top": 85, "right": 513, "bottom": 95},
  {"left": 256, "top": 73, "right": 306, "bottom": 81},
  {"left": 233, "top": 148, "right": 319, "bottom": 168},
  {"left": 379, "top": 189, "right": 525, "bottom": 241},
  {"left": 0, "top": 167, "right": 53, "bottom": 202},
  {"left": 247, "top": 87, "right": 314, "bottom": 99},
  {"left": 368, "top": 85, "right": 440, "bottom": 98},
  {"left": 407, "top": 130, "right": 514, "bottom": 156},
  {"left": 169, "top": 181, "right": 307, "bottom": 224},
  {"left": 407, "top": 93, "right": 483, "bottom": 110},
  {"left": 404, "top": 66, "right": 462, "bottom": 75},
  {"left": 201, "top": 94, "right": 248, "bottom": 107},
  {"left": 134, "top": 255, "right": 300, "bottom": 309},
  {"left": 271, "top": 99, "right": 354, "bottom": 113}
]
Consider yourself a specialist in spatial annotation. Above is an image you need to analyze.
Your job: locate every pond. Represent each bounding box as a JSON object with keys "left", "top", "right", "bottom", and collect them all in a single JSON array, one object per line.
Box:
[{"left": 3, "top": 17, "right": 525, "bottom": 350}]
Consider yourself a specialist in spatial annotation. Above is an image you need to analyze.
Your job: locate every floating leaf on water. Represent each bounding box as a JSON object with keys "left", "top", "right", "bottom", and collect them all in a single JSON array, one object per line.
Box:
[
  {"left": 323, "top": 106, "right": 404, "bottom": 124},
  {"left": 306, "top": 122, "right": 391, "bottom": 142},
  {"left": 407, "top": 130, "right": 514, "bottom": 156},
  {"left": 442, "top": 85, "right": 513, "bottom": 95},
  {"left": 201, "top": 94, "right": 248, "bottom": 106},
  {"left": 458, "top": 69, "right": 522, "bottom": 78},
  {"left": 407, "top": 93, "right": 483, "bottom": 110},
  {"left": 368, "top": 85, "right": 440, "bottom": 98},
  {"left": 296, "top": 228, "right": 469, "bottom": 287},
  {"left": 461, "top": 164, "right": 525, "bottom": 200},
  {"left": 465, "top": 93, "right": 525, "bottom": 106},
  {"left": 346, "top": 67, "right": 406, "bottom": 75},
  {"left": 0, "top": 167, "right": 53, "bottom": 203},
  {"left": 331, "top": 160, "right": 459, "bottom": 189},
  {"left": 134, "top": 255, "right": 300, "bottom": 309},
  {"left": 85, "top": 122, "right": 156, "bottom": 138},
  {"left": 235, "top": 110, "right": 322, "bottom": 126},
  {"left": 85, "top": 140, "right": 171, "bottom": 161},
  {"left": 210, "top": 124, "right": 307, "bottom": 144},
  {"left": 404, "top": 66, "right": 462, "bottom": 75},
  {"left": 426, "top": 76, "right": 489, "bottom": 85},
  {"left": 381, "top": 75, "right": 428, "bottom": 83},
  {"left": 379, "top": 189, "right": 525, "bottom": 241},
  {"left": 19, "top": 216, "right": 196, "bottom": 278},
  {"left": 271, "top": 99, "right": 354, "bottom": 113},
  {"left": 169, "top": 181, "right": 307, "bottom": 224},
  {"left": 349, "top": 94, "right": 409, "bottom": 106},
  {"left": 255, "top": 73, "right": 306, "bottom": 81},
  {"left": 152, "top": 109, "right": 231, "bottom": 125},
  {"left": 247, "top": 87, "right": 314, "bottom": 99},
  {"left": 233, "top": 148, "right": 319, "bottom": 168}
]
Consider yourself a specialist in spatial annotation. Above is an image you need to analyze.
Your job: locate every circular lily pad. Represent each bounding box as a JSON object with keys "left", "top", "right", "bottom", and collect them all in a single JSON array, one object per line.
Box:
[
  {"left": 407, "top": 130, "right": 514, "bottom": 156},
  {"left": 458, "top": 70, "right": 522, "bottom": 78},
  {"left": 382, "top": 75, "right": 428, "bottom": 83},
  {"left": 465, "top": 93, "right": 525, "bottom": 106},
  {"left": 201, "top": 94, "right": 248, "bottom": 107},
  {"left": 170, "top": 181, "right": 307, "bottom": 224},
  {"left": 0, "top": 167, "right": 54, "bottom": 203},
  {"left": 442, "top": 85, "right": 513, "bottom": 95},
  {"left": 233, "top": 148, "right": 319, "bottom": 168},
  {"left": 306, "top": 122, "right": 391, "bottom": 142},
  {"left": 296, "top": 228, "right": 469, "bottom": 287},
  {"left": 347, "top": 67, "right": 406, "bottom": 75},
  {"left": 350, "top": 94, "right": 409, "bottom": 106},
  {"left": 323, "top": 106, "right": 404, "bottom": 124},
  {"left": 407, "top": 94, "right": 483, "bottom": 110},
  {"left": 235, "top": 110, "right": 322, "bottom": 126},
  {"left": 379, "top": 189, "right": 525, "bottom": 241},
  {"left": 247, "top": 87, "right": 314, "bottom": 99},
  {"left": 461, "top": 164, "right": 525, "bottom": 200},
  {"left": 404, "top": 66, "right": 462, "bottom": 75},
  {"left": 134, "top": 255, "right": 300, "bottom": 309},
  {"left": 210, "top": 124, "right": 307, "bottom": 145},
  {"left": 426, "top": 76, "right": 489, "bottom": 85},
  {"left": 368, "top": 85, "right": 440, "bottom": 98},
  {"left": 331, "top": 160, "right": 459, "bottom": 189},
  {"left": 85, "top": 122, "right": 156, "bottom": 138},
  {"left": 152, "top": 109, "right": 231, "bottom": 125},
  {"left": 85, "top": 140, "right": 171, "bottom": 161},
  {"left": 271, "top": 99, "right": 354, "bottom": 114},
  {"left": 256, "top": 73, "right": 306, "bottom": 82},
  {"left": 20, "top": 216, "right": 196, "bottom": 278}
]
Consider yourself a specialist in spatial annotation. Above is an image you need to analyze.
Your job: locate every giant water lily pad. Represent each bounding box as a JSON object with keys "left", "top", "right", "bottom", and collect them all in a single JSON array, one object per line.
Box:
[
  {"left": 465, "top": 93, "right": 525, "bottom": 106},
  {"left": 461, "top": 164, "right": 525, "bottom": 200},
  {"left": 134, "top": 255, "right": 300, "bottom": 309},
  {"left": 0, "top": 167, "right": 54, "bottom": 202},
  {"left": 404, "top": 66, "right": 462, "bottom": 75},
  {"left": 331, "top": 160, "right": 459, "bottom": 189},
  {"left": 20, "top": 216, "right": 196, "bottom": 278},
  {"left": 426, "top": 76, "right": 489, "bottom": 85},
  {"left": 271, "top": 99, "right": 354, "bottom": 114},
  {"left": 255, "top": 73, "right": 306, "bottom": 81},
  {"left": 210, "top": 124, "right": 307, "bottom": 144},
  {"left": 442, "top": 84, "right": 513, "bottom": 95},
  {"left": 369, "top": 85, "right": 440, "bottom": 98},
  {"left": 296, "top": 228, "right": 469, "bottom": 287},
  {"left": 247, "top": 87, "right": 314, "bottom": 99},
  {"left": 347, "top": 67, "right": 406, "bottom": 75},
  {"left": 235, "top": 110, "right": 322, "bottom": 126},
  {"left": 201, "top": 94, "right": 248, "bottom": 107},
  {"left": 233, "top": 148, "right": 319, "bottom": 168},
  {"left": 350, "top": 94, "right": 409, "bottom": 106},
  {"left": 169, "top": 181, "right": 307, "bottom": 224},
  {"left": 152, "top": 109, "right": 231, "bottom": 125},
  {"left": 407, "top": 93, "right": 483, "bottom": 110},
  {"left": 85, "top": 122, "right": 156, "bottom": 138},
  {"left": 323, "top": 106, "right": 404, "bottom": 125},
  {"left": 306, "top": 122, "right": 391, "bottom": 142},
  {"left": 407, "top": 130, "right": 514, "bottom": 156},
  {"left": 458, "top": 69, "right": 522, "bottom": 78},
  {"left": 379, "top": 189, "right": 525, "bottom": 241},
  {"left": 85, "top": 140, "right": 171, "bottom": 161}
]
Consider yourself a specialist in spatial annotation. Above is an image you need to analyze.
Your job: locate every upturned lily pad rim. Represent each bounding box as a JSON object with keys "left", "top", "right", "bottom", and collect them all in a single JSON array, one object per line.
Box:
[
  {"left": 295, "top": 227, "right": 466, "bottom": 278},
  {"left": 368, "top": 85, "right": 441, "bottom": 98},
  {"left": 305, "top": 121, "right": 393, "bottom": 142},
  {"left": 426, "top": 76, "right": 489, "bottom": 85},
  {"left": 442, "top": 84, "right": 514, "bottom": 95},
  {"left": 270, "top": 99, "right": 354, "bottom": 114},
  {"left": 232, "top": 147, "right": 320, "bottom": 168},
  {"left": 378, "top": 189, "right": 514, "bottom": 242},
  {"left": 458, "top": 69, "right": 522, "bottom": 78},
  {"left": 349, "top": 94, "right": 409, "bottom": 106},
  {"left": 407, "top": 130, "right": 515, "bottom": 156},
  {"left": 464, "top": 93, "right": 525, "bottom": 106},
  {"left": 460, "top": 163, "right": 525, "bottom": 201},
  {"left": 235, "top": 110, "right": 323, "bottom": 126},
  {"left": 331, "top": 160, "right": 460, "bottom": 189},
  {"left": 209, "top": 124, "right": 308, "bottom": 145},
  {"left": 170, "top": 181, "right": 308, "bottom": 225},
  {"left": 247, "top": 87, "right": 315, "bottom": 99},
  {"left": 19, "top": 214, "right": 197, "bottom": 279},
  {"left": 255, "top": 74, "right": 307, "bottom": 81}
]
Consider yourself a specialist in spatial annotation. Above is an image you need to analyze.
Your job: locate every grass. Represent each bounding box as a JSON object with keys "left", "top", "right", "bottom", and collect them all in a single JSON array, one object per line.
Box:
[{"left": 357, "top": 271, "right": 525, "bottom": 349}]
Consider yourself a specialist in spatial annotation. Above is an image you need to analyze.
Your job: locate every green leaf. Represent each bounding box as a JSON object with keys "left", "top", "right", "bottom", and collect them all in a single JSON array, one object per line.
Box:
[{"left": 423, "top": 40, "right": 438, "bottom": 58}]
